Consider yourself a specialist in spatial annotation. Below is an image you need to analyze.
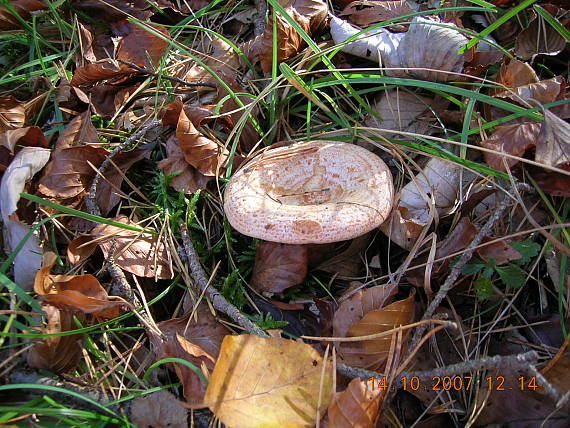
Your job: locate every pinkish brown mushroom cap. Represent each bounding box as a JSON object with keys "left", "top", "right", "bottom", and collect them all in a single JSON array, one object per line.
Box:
[{"left": 223, "top": 141, "right": 394, "bottom": 244}]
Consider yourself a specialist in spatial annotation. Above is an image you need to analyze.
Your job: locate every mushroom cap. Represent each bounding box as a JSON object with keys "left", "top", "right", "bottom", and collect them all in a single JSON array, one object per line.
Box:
[{"left": 224, "top": 141, "right": 394, "bottom": 244}]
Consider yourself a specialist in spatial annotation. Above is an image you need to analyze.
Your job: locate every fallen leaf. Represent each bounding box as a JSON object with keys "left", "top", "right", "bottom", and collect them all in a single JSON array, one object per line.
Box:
[
  {"left": 340, "top": 0, "right": 412, "bottom": 30},
  {"left": 535, "top": 109, "right": 570, "bottom": 169},
  {"left": 204, "top": 335, "right": 333, "bottom": 428},
  {"left": 478, "top": 237, "right": 522, "bottom": 265},
  {"left": 158, "top": 306, "right": 228, "bottom": 367},
  {"left": 338, "top": 292, "right": 415, "bottom": 371},
  {"left": 55, "top": 110, "right": 99, "bottom": 150},
  {"left": 391, "top": 17, "right": 467, "bottom": 82},
  {"left": 515, "top": 9, "right": 566, "bottom": 60},
  {"left": 71, "top": 25, "right": 169, "bottom": 87},
  {"left": 38, "top": 146, "right": 150, "bottom": 216},
  {"left": 327, "top": 377, "right": 386, "bottom": 428},
  {"left": 246, "top": 0, "right": 327, "bottom": 73},
  {"left": 0, "top": 0, "right": 48, "bottom": 30},
  {"left": 330, "top": 15, "right": 404, "bottom": 64},
  {"left": 495, "top": 58, "right": 538, "bottom": 90},
  {"left": 364, "top": 90, "right": 446, "bottom": 140},
  {"left": 176, "top": 107, "right": 228, "bottom": 177},
  {"left": 72, "top": 0, "right": 153, "bottom": 36},
  {"left": 89, "top": 215, "right": 173, "bottom": 279},
  {"left": 314, "top": 234, "right": 370, "bottom": 277},
  {"left": 161, "top": 333, "right": 216, "bottom": 405},
  {"left": 381, "top": 157, "right": 461, "bottom": 249},
  {"left": 480, "top": 121, "right": 541, "bottom": 171},
  {"left": 0, "top": 96, "right": 26, "bottom": 132},
  {"left": 0, "top": 147, "right": 50, "bottom": 290},
  {"left": 250, "top": 242, "right": 308, "bottom": 293},
  {"left": 0, "top": 127, "right": 47, "bottom": 152},
  {"left": 129, "top": 389, "right": 187, "bottom": 428},
  {"left": 157, "top": 134, "right": 210, "bottom": 193},
  {"left": 27, "top": 304, "right": 84, "bottom": 373},
  {"left": 38, "top": 146, "right": 107, "bottom": 199},
  {"left": 333, "top": 283, "right": 398, "bottom": 341},
  {"left": 35, "top": 252, "right": 125, "bottom": 319},
  {"left": 495, "top": 76, "right": 565, "bottom": 106}
]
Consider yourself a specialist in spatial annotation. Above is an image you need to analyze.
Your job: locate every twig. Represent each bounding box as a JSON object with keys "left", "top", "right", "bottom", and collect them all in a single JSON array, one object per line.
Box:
[
  {"left": 85, "top": 119, "right": 161, "bottom": 217},
  {"left": 253, "top": 0, "right": 268, "bottom": 36},
  {"left": 408, "top": 191, "right": 513, "bottom": 353},
  {"left": 107, "top": 240, "right": 141, "bottom": 309},
  {"left": 116, "top": 59, "right": 216, "bottom": 89},
  {"left": 179, "top": 223, "right": 268, "bottom": 338}
]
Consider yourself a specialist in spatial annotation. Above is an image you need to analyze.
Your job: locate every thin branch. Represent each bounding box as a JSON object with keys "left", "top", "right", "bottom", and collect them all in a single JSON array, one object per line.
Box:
[
  {"left": 179, "top": 223, "right": 268, "bottom": 338},
  {"left": 85, "top": 119, "right": 162, "bottom": 217},
  {"left": 253, "top": 0, "right": 268, "bottom": 36},
  {"left": 116, "top": 59, "right": 216, "bottom": 89}
]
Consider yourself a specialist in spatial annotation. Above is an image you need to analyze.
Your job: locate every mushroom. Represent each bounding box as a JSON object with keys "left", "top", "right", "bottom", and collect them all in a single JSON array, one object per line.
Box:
[{"left": 224, "top": 141, "right": 394, "bottom": 244}]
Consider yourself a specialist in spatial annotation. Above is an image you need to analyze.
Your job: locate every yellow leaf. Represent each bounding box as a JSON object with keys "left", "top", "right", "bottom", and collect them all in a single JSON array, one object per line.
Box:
[{"left": 205, "top": 335, "right": 333, "bottom": 428}]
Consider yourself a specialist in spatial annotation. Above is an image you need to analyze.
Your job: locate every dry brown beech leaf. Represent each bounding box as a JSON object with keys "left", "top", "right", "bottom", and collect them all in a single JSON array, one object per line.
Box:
[
  {"left": 535, "top": 109, "right": 570, "bottom": 169},
  {"left": 495, "top": 58, "right": 538, "bottom": 90},
  {"left": 0, "top": 96, "right": 26, "bottom": 131},
  {"left": 245, "top": 0, "right": 326, "bottom": 73},
  {"left": 38, "top": 146, "right": 106, "bottom": 199},
  {"left": 0, "top": 126, "right": 47, "bottom": 152},
  {"left": 250, "top": 241, "right": 309, "bottom": 293},
  {"left": 157, "top": 305, "right": 227, "bottom": 404},
  {"left": 34, "top": 252, "right": 125, "bottom": 319},
  {"left": 364, "top": 90, "right": 446, "bottom": 140},
  {"left": 333, "top": 283, "right": 397, "bottom": 342},
  {"left": 340, "top": 0, "right": 412, "bottom": 30},
  {"left": 38, "top": 146, "right": 149, "bottom": 215},
  {"left": 27, "top": 304, "right": 85, "bottom": 373},
  {"left": 157, "top": 134, "right": 210, "bottom": 193},
  {"left": 76, "top": 84, "right": 138, "bottom": 118},
  {"left": 495, "top": 76, "right": 565, "bottom": 106},
  {"left": 0, "top": 0, "right": 47, "bottom": 30},
  {"left": 327, "top": 377, "right": 386, "bottom": 428},
  {"left": 480, "top": 121, "right": 541, "bottom": 171},
  {"left": 71, "top": 25, "right": 169, "bottom": 87},
  {"left": 515, "top": 9, "right": 567, "bottom": 60},
  {"left": 176, "top": 107, "right": 228, "bottom": 177},
  {"left": 390, "top": 17, "right": 467, "bottom": 82},
  {"left": 314, "top": 234, "right": 370, "bottom": 277},
  {"left": 339, "top": 292, "right": 415, "bottom": 371},
  {"left": 204, "top": 335, "right": 334, "bottom": 428},
  {"left": 72, "top": 0, "right": 153, "bottom": 35},
  {"left": 129, "top": 389, "right": 187, "bottom": 428},
  {"left": 160, "top": 333, "right": 216, "bottom": 405},
  {"left": 55, "top": 110, "right": 99, "bottom": 150},
  {"left": 90, "top": 215, "right": 173, "bottom": 279},
  {"left": 184, "top": 38, "right": 240, "bottom": 87}
]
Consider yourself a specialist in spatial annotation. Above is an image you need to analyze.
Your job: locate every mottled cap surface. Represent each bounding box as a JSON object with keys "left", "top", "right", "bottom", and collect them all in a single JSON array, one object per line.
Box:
[{"left": 224, "top": 141, "right": 394, "bottom": 244}]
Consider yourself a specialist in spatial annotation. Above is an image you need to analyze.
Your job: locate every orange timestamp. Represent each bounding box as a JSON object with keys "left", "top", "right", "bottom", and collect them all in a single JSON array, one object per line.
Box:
[{"left": 367, "top": 375, "right": 539, "bottom": 392}]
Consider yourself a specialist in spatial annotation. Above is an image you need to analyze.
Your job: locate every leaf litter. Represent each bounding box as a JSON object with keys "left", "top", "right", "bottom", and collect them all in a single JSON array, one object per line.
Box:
[{"left": 0, "top": 0, "right": 569, "bottom": 427}]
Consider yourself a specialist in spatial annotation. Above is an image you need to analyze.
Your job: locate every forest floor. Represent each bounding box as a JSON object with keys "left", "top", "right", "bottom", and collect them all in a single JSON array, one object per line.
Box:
[{"left": 0, "top": 0, "right": 570, "bottom": 427}]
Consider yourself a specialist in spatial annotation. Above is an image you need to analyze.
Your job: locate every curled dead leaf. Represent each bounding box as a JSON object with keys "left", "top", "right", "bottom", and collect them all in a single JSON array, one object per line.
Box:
[
  {"left": 338, "top": 291, "right": 415, "bottom": 371},
  {"left": 27, "top": 304, "right": 85, "bottom": 373},
  {"left": 327, "top": 377, "right": 386, "bottom": 428}
]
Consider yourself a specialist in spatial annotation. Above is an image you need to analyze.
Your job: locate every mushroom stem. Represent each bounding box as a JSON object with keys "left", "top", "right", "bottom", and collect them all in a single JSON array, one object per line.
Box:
[{"left": 179, "top": 223, "right": 269, "bottom": 338}]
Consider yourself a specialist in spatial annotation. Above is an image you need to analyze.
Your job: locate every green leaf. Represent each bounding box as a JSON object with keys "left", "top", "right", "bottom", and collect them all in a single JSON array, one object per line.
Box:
[
  {"left": 510, "top": 240, "right": 541, "bottom": 264},
  {"left": 462, "top": 261, "right": 487, "bottom": 276},
  {"left": 496, "top": 264, "right": 528, "bottom": 288},
  {"left": 474, "top": 277, "right": 494, "bottom": 301}
]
